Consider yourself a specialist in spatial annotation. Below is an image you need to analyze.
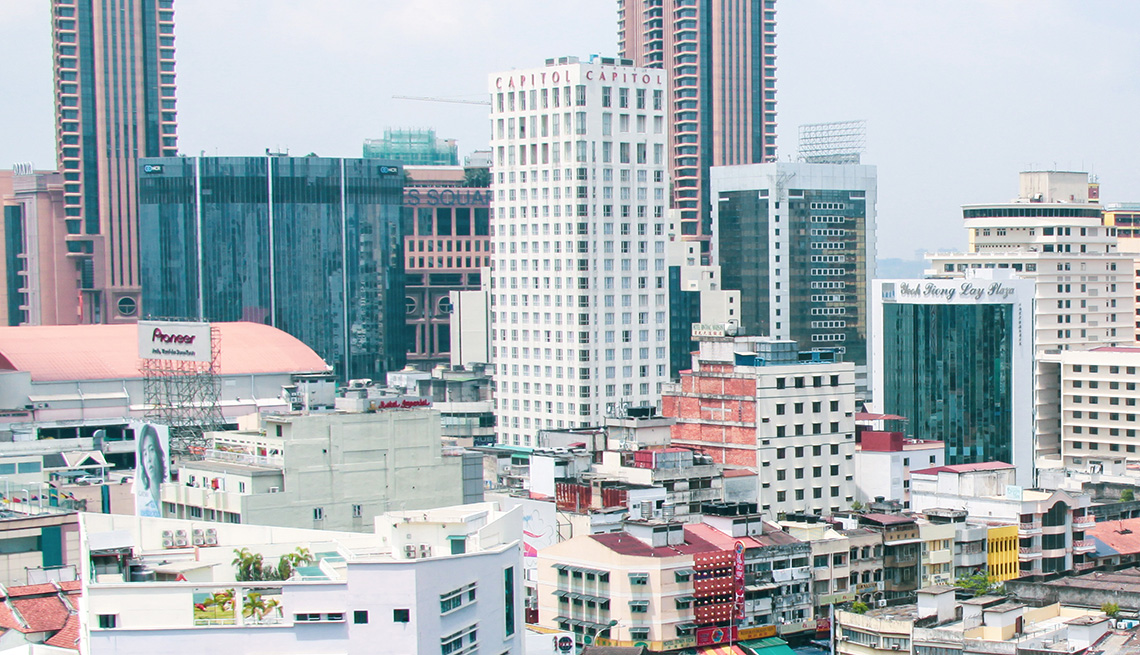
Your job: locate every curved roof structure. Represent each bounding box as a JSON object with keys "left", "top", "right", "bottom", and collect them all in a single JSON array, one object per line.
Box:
[{"left": 0, "top": 322, "right": 330, "bottom": 382}]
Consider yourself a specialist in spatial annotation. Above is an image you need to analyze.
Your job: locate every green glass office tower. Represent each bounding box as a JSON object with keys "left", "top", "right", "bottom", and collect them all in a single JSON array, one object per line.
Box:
[
  {"left": 871, "top": 276, "right": 1036, "bottom": 486},
  {"left": 137, "top": 156, "right": 406, "bottom": 381}
]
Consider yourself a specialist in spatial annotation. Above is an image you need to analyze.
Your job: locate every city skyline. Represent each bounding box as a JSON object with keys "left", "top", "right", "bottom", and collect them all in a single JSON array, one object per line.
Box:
[{"left": 4, "top": 1, "right": 1139, "bottom": 261}]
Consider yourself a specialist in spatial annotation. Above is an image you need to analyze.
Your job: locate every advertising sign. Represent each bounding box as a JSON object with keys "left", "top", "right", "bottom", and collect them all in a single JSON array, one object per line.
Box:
[
  {"left": 138, "top": 320, "right": 212, "bottom": 362},
  {"left": 696, "top": 626, "right": 738, "bottom": 646},
  {"left": 132, "top": 423, "right": 170, "bottom": 518},
  {"left": 692, "top": 323, "right": 726, "bottom": 337},
  {"left": 734, "top": 540, "right": 746, "bottom": 617}
]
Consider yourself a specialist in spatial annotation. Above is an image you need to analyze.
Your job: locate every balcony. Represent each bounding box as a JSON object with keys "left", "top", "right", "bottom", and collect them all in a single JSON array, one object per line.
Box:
[
  {"left": 1074, "top": 561, "right": 1097, "bottom": 572},
  {"left": 1019, "top": 522, "right": 1042, "bottom": 535},
  {"left": 1073, "top": 517, "right": 1096, "bottom": 530},
  {"left": 1073, "top": 540, "right": 1095, "bottom": 554},
  {"left": 1019, "top": 547, "right": 1042, "bottom": 560}
]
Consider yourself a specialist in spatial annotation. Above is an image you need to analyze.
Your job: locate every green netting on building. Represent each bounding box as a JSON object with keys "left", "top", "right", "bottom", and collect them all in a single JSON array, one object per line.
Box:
[{"left": 363, "top": 128, "right": 458, "bottom": 166}]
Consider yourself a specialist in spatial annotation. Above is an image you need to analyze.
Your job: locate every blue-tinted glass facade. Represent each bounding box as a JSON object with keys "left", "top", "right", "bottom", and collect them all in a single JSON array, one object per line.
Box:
[
  {"left": 880, "top": 303, "right": 1015, "bottom": 465},
  {"left": 138, "top": 156, "right": 406, "bottom": 381},
  {"left": 717, "top": 189, "right": 770, "bottom": 336}
]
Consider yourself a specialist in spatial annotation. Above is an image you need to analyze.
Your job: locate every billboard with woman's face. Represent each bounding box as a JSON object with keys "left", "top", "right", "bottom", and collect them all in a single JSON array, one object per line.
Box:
[{"left": 132, "top": 423, "right": 170, "bottom": 518}]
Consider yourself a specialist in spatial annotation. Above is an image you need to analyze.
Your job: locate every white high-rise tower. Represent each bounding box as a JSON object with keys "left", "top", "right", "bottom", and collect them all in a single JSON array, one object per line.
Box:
[{"left": 488, "top": 56, "right": 671, "bottom": 446}]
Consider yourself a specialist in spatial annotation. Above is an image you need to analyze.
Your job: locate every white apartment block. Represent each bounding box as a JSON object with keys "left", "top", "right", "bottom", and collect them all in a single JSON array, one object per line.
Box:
[
  {"left": 161, "top": 409, "right": 479, "bottom": 531},
  {"left": 80, "top": 504, "right": 524, "bottom": 655},
  {"left": 926, "top": 171, "right": 1136, "bottom": 465},
  {"left": 1057, "top": 346, "right": 1140, "bottom": 469},
  {"left": 488, "top": 55, "right": 671, "bottom": 446},
  {"left": 853, "top": 432, "right": 945, "bottom": 507}
]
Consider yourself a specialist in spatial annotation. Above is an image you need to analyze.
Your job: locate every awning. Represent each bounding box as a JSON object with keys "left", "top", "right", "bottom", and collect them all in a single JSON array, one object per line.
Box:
[{"left": 739, "top": 637, "right": 797, "bottom": 655}]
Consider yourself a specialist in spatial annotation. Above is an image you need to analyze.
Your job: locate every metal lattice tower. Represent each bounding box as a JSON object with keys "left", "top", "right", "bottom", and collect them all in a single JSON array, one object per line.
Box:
[
  {"left": 141, "top": 323, "right": 225, "bottom": 458},
  {"left": 797, "top": 120, "right": 867, "bottom": 164}
]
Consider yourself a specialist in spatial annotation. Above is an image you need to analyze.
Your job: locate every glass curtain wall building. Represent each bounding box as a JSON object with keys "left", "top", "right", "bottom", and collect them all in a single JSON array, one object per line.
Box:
[
  {"left": 52, "top": 0, "right": 178, "bottom": 324},
  {"left": 711, "top": 163, "right": 876, "bottom": 389},
  {"left": 871, "top": 274, "right": 1036, "bottom": 486},
  {"left": 137, "top": 156, "right": 406, "bottom": 381}
]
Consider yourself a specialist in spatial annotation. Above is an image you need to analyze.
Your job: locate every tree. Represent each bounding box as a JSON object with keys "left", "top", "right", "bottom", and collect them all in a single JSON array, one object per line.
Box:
[
  {"left": 1102, "top": 602, "right": 1121, "bottom": 619},
  {"left": 233, "top": 547, "right": 313, "bottom": 582},
  {"left": 955, "top": 572, "right": 1003, "bottom": 598},
  {"left": 851, "top": 601, "right": 869, "bottom": 615},
  {"left": 1122, "top": 489, "right": 1135, "bottom": 502},
  {"left": 463, "top": 167, "right": 490, "bottom": 187},
  {"left": 851, "top": 500, "right": 865, "bottom": 512}
]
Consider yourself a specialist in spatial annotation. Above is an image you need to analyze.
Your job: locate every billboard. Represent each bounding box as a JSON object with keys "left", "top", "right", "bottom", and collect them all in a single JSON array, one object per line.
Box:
[
  {"left": 133, "top": 423, "right": 170, "bottom": 518},
  {"left": 138, "top": 320, "right": 212, "bottom": 362}
]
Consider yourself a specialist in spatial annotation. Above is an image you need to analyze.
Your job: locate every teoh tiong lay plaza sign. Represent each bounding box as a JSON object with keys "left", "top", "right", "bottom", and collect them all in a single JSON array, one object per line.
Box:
[{"left": 138, "top": 320, "right": 212, "bottom": 362}]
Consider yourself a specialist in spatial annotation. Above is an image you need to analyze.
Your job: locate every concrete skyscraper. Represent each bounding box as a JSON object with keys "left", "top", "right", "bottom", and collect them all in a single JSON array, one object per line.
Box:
[
  {"left": 52, "top": 0, "right": 178, "bottom": 323},
  {"left": 619, "top": 0, "right": 778, "bottom": 263},
  {"left": 488, "top": 56, "right": 671, "bottom": 446}
]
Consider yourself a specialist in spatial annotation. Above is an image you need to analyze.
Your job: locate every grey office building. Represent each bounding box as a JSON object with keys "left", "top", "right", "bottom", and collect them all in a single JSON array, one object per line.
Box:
[{"left": 137, "top": 156, "right": 406, "bottom": 381}]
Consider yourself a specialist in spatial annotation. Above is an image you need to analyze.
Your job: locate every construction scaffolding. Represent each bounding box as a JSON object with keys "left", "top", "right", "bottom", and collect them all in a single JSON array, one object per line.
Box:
[
  {"left": 798, "top": 120, "right": 867, "bottom": 165},
  {"left": 362, "top": 128, "right": 459, "bottom": 166},
  {"left": 141, "top": 323, "right": 225, "bottom": 458}
]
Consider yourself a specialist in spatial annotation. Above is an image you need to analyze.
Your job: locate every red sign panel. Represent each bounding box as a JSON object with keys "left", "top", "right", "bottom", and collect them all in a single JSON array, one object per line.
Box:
[
  {"left": 734, "top": 540, "right": 746, "bottom": 617},
  {"left": 696, "top": 626, "right": 739, "bottom": 646}
]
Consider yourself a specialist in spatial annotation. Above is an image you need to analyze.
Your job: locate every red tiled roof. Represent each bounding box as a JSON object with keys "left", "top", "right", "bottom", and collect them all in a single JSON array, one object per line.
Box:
[
  {"left": 722, "top": 469, "right": 757, "bottom": 478},
  {"left": 590, "top": 527, "right": 723, "bottom": 557},
  {"left": 0, "top": 322, "right": 330, "bottom": 382},
  {"left": 0, "top": 582, "right": 82, "bottom": 649},
  {"left": 6, "top": 583, "right": 58, "bottom": 597},
  {"left": 856, "top": 412, "right": 907, "bottom": 421},
  {"left": 910, "top": 462, "right": 1013, "bottom": 476},
  {"left": 1088, "top": 518, "right": 1140, "bottom": 556},
  {"left": 44, "top": 613, "right": 80, "bottom": 650},
  {"left": 13, "top": 595, "right": 70, "bottom": 632},
  {"left": 1090, "top": 347, "right": 1140, "bottom": 353}
]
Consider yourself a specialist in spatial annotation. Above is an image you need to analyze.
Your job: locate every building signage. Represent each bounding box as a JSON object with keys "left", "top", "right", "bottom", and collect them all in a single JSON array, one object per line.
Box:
[
  {"left": 1005, "top": 484, "right": 1023, "bottom": 501},
  {"left": 738, "top": 626, "right": 777, "bottom": 640},
  {"left": 819, "top": 592, "right": 856, "bottom": 606},
  {"left": 692, "top": 323, "right": 726, "bottom": 337},
  {"left": 556, "top": 636, "right": 574, "bottom": 653},
  {"left": 377, "top": 165, "right": 399, "bottom": 175},
  {"left": 403, "top": 188, "right": 490, "bottom": 207},
  {"left": 369, "top": 397, "right": 432, "bottom": 411},
  {"left": 855, "top": 582, "right": 881, "bottom": 593},
  {"left": 138, "top": 320, "right": 212, "bottom": 362},
  {"left": 142, "top": 163, "right": 164, "bottom": 174},
  {"left": 696, "top": 626, "right": 738, "bottom": 646},
  {"left": 595, "top": 636, "right": 697, "bottom": 651},
  {"left": 495, "top": 68, "right": 662, "bottom": 90},
  {"left": 894, "top": 281, "right": 1017, "bottom": 302},
  {"left": 733, "top": 541, "right": 746, "bottom": 617}
]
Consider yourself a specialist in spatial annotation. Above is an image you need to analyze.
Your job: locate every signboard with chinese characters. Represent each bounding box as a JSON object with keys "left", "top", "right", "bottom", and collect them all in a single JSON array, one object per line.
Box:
[{"left": 692, "top": 323, "right": 726, "bottom": 337}]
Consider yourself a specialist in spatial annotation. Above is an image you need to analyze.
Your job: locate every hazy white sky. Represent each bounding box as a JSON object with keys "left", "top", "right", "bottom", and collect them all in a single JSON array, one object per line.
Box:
[{"left": 2, "top": 0, "right": 1138, "bottom": 259}]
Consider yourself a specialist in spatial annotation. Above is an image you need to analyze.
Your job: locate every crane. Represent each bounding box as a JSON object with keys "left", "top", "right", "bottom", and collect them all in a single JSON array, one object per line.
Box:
[{"left": 392, "top": 95, "right": 490, "bottom": 106}]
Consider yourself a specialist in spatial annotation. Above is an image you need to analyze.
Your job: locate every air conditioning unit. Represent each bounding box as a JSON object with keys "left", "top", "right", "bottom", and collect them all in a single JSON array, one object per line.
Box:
[
  {"left": 162, "top": 536, "right": 174, "bottom": 548},
  {"left": 419, "top": 544, "right": 432, "bottom": 558},
  {"left": 162, "top": 530, "right": 173, "bottom": 542},
  {"left": 205, "top": 528, "right": 218, "bottom": 546},
  {"left": 192, "top": 529, "right": 205, "bottom": 546},
  {"left": 877, "top": 599, "right": 888, "bottom": 608},
  {"left": 268, "top": 486, "right": 280, "bottom": 493},
  {"left": 404, "top": 544, "right": 418, "bottom": 559},
  {"left": 175, "top": 530, "right": 189, "bottom": 547}
]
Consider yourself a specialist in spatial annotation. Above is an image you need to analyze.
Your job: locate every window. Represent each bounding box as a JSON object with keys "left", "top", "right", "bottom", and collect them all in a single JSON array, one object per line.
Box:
[
  {"left": 393, "top": 608, "right": 410, "bottom": 623},
  {"left": 97, "top": 614, "right": 118, "bottom": 629},
  {"left": 354, "top": 610, "right": 369, "bottom": 624},
  {"left": 441, "top": 624, "right": 478, "bottom": 655},
  {"left": 441, "top": 582, "right": 478, "bottom": 613},
  {"left": 313, "top": 507, "right": 324, "bottom": 521},
  {"left": 352, "top": 504, "right": 363, "bottom": 518},
  {"left": 504, "top": 566, "right": 516, "bottom": 637}
]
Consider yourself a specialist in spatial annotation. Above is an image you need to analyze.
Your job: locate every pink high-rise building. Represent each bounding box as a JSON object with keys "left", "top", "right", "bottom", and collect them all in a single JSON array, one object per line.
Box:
[
  {"left": 52, "top": 0, "right": 178, "bottom": 323},
  {"left": 619, "top": 0, "right": 778, "bottom": 263}
]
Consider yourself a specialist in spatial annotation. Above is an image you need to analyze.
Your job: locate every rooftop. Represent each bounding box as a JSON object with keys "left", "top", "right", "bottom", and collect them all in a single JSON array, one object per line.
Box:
[
  {"left": 911, "top": 462, "right": 1014, "bottom": 476},
  {"left": 590, "top": 527, "right": 723, "bottom": 558},
  {"left": 0, "top": 322, "right": 330, "bottom": 382}
]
